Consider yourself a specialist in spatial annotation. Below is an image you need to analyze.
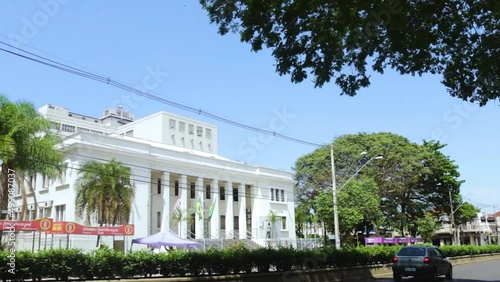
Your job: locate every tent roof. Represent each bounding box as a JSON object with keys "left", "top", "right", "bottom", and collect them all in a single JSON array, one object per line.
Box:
[{"left": 131, "top": 230, "right": 200, "bottom": 247}]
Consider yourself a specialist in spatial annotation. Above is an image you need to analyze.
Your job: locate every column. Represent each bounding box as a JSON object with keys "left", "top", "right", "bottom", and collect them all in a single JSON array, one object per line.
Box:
[
  {"left": 130, "top": 167, "right": 151, "bottom": 239},
  {"left": 225, "top": 181, "right": 233, "bottom": 239},
  {"left": 180, "top": 174, "right": 188, "bottom": 238},
  {"left": 160, "top": 172, "right": 170, "bottom": 232},
  {"left": 210, "top": 179, "right": 220, "bottom": 239},
  {"left": 195, "top": 177, "right": 204, "bottom": 239},
  {"left": 239, "top": 183, "right": 247, "bottom": 239}
]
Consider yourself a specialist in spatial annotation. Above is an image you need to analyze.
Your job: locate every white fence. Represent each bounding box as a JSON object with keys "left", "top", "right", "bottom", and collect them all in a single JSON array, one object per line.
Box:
[{"left": 13, "top": 232, "right": 119, "bottom": 253}]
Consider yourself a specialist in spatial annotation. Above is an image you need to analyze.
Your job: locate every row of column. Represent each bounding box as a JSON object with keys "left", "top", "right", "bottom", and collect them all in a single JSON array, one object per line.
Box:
[{"left": 154, "top": 171, "right": 249, "bottom": 240}]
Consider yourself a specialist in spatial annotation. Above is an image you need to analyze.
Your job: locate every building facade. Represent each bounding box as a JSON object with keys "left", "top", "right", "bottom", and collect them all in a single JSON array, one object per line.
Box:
[
  {"left": 12, "top": 105, "right": 296, "bottom": 251},
  {"left": 434, "top": 212, "right": 495, "bottom": 246}
]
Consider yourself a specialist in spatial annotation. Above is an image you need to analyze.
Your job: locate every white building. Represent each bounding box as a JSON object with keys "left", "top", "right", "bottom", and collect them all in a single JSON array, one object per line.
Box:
[{"left": 12, "top": 104, "right": 296, "bottom": 251}]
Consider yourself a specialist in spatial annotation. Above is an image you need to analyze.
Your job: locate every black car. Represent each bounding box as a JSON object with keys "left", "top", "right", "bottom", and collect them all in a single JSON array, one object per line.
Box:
[{"left": 392, "top": 245, "right": 453, "bottom": 281}]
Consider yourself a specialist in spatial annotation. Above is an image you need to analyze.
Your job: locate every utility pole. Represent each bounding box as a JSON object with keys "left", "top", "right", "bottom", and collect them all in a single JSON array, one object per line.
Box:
[
  {"left": 449, "top": 189, "right": 456, "bottom": 245},
  {"left": 331, "top": 145, "right": 340, "bottom": 249},
  {"left": 495, "top": 205, "right": 499, "bottom": 245}
]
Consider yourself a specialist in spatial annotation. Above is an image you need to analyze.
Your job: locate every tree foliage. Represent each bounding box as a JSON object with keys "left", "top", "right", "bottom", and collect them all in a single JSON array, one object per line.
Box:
[
  {"left": 293, "top": 132, "right": 463, "bottom": 236},
  {"left": 314, "top": 178, "right": 380, "bottom": 234},
  {"left": 75, "top": 158, "right": 135, "bottom": 227},
  {"left": 416, "top": 211, "right": 438, "bottom": 243},
  {"left": 0, "top": 94, "right": 63, "bottom": 220},
  {"left": 456, "top": 201, "right": 481, "bottom": 224},
  {"left": 201, "top": 0, "right": 499, "bottom": 105}
]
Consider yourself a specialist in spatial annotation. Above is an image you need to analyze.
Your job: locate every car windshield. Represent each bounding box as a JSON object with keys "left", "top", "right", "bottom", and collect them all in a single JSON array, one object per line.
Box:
[{"left": 397, "top": 247, "right": 426, "bottom": 256}]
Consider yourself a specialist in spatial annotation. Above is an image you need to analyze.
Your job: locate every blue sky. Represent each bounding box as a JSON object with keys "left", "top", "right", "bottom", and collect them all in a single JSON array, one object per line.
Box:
[{"left": 0, "top": 1, "right": 498, "bottom": 211}]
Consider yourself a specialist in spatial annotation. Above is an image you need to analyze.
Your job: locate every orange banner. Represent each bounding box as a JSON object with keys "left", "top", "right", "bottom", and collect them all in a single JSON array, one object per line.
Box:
[
  {"left": 0, "top": 218, "right": 53, "bottom": 231},
  {"left": 46, "top": 221, "right": 134, "bottom": 236}
]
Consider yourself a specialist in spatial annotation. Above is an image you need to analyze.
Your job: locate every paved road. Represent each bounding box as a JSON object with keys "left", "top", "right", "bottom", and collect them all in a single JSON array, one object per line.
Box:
[{"left": 366, "top": 259, "right": 500, "bottom": 282}]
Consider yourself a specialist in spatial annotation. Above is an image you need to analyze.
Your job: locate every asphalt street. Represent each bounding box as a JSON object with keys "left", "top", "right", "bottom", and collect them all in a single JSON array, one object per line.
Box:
[{"left": 366, "top": 259, "right": 500, "bottom": 282}]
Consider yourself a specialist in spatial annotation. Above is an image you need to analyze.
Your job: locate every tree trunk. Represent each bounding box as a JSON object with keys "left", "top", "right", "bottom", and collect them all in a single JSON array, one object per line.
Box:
[{"left": 0, "top": 163, "right": 9, "bottom": 249}]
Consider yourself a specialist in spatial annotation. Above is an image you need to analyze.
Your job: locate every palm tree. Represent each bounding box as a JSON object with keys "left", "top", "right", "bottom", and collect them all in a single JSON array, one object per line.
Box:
[
  {"left": 75, "top": 158, "right": 134, "bottom": 246},
  {"left": 0, "top": 95, "right": 63, "bottom": 221},
  {"left": 268, "top": 210, "right": 279, "bottom": 239}
]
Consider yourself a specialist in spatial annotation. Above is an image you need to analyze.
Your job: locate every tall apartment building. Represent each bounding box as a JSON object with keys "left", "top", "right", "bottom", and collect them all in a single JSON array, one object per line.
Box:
[{"left": 13, "top": 104, "right": 296, "bottom": 251}]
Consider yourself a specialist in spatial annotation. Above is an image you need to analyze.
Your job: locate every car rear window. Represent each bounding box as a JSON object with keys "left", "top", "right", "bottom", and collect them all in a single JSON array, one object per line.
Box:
[{"left": 397, "top": 247, "right": 426, "bottom": 256}]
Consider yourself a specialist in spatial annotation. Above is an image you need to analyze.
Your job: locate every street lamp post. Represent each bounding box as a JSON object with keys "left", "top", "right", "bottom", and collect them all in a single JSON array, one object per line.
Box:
[
  {"left": 330, "top": 144, "right": 382, "bottom": 249},
  {"left": 448, "top": 191, "right": 477, "bottom": 245},
  {"left": 330, "top": 145, "right": 340, "bottom": 249},
  {"left": 448, "top": 189, "right": 457, "bottom": 245}
]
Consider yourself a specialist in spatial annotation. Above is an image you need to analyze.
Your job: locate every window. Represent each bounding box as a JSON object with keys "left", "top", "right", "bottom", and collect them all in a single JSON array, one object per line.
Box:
[
  {"left": 281, "top": 190, "right": 285, "bottom": 202},
  {"left": 179, "top": 122, "right": 185, "bottom": 132},
  {"left": 233, "top": 188, "right": 239, "bottom": 202},
  {"left": 220, "top": 186, "right": 225, "bottom": 200},
  {"left": 77, "top": 127, "right": 90, "bottom": 132},
  {"left": 50, "top": 122, "right": 60, "bottom": 130},
  {"left": 61, "top": 124, "right": 75, "bottom": 133},
  {"left": 55, "top": 205, "right": 66, "bottom": 221},
  {"left": 30, "top": 175, "right": 36, "bottom": 190},
  {"left": 157, "top": 178, "right": 162, "bottom": 194},
  {"left": 188, "top": 124, "right": 194, "bottom": 135},
  {"left": 397, "top": 247, "right": 426, "bottom": 256},
  {"left": 234, "top": 216, "right": 239, "bottom": 232},
  {"left": 42, "top": 174, "right": 49, "bottom": 188},
  {"left": 281, "top": 216, "right": 287, "bottom": 230},
  {"left": 61, "top": 163, "right": 68, "bottom": 184},
  {"left": 174, "top": 180, "right": 179, "bottom": 196},
  {"left": 196, "top": 126, "right": 203, "bottom": 137},
  {"left": 206, "top": 128, "right": 212, "bottom": 139},
  {"left": 271, "top": 188, "right": 274, "bottom": 201},
  {"left": 157, "top": 211, "right": 161, "bottom": 229},
  {"left": 190, "top": 182, "right": 195, "bottom": 199},
  {"left": 220, "top": 215, "right": 226, "bottom": 230},
  {"left": 275, "top": 189, "right": 279, "bottom": 202},
  {"left": 206, "top": 184, "right": 211, "bottom": 199},
  {"left": 169, "top": 119, "right": 176, "bottom": 129}
]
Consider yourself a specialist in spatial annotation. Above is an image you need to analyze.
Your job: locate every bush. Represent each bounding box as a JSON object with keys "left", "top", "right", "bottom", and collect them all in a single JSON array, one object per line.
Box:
[{"left": 1, "top": 244, "right": 499, "bottom": 281}]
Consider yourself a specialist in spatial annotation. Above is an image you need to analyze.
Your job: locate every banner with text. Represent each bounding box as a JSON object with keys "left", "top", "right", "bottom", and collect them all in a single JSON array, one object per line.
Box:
[
  {"left": 0, "top": 218, "right": 53, "bottom": 231},
  {"left": 46, "top": 221, "right": 134, "bottom": 236}
]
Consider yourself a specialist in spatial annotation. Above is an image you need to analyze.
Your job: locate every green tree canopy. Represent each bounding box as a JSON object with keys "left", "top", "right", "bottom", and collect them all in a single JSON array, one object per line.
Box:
[
  {"left": 416, "top": 211, "right": 438, "bottom": 243},
  {"left": 314, "top": 178, "right": 380, "bottom": 235},
  {"left": 293, "top": 132, "right": 463, "bottom": 236},
  {"left": 0, "top": 94, "right": 63, "bottom": 220},
  {"left": 201, "top": 0, "right": 499, "bottom": 105},
  {"left": 455, "top": 201, "right": 481, "bottom": 224},
  {"left": 75, "top": 158, "right": 135, "bottom": 227}
]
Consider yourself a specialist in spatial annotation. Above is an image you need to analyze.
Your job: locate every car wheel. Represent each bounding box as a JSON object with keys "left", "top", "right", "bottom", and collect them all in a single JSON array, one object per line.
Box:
[
  {"left": 431, "top": 267, "right": 439, "bottom": 281},
  {"left": 393, "top": 273, "right": 402, "bottom": 282},
  {"left": 446, "top": 265, "right": 453, "bottom": 280}
]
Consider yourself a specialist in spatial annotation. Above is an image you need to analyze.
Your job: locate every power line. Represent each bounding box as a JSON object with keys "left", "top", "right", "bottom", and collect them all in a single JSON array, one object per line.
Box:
[
  {"left": 0, "top": 141, "right": 290, "bottom": 203},
  {"left": 0, "top": 40, "right": 323, "bottom": 148}
]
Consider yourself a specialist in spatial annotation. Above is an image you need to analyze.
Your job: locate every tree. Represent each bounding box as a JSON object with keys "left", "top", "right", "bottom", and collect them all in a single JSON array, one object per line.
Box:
[
  {"left": 314, "top": 179, "right": 380, "bottom": 236},
  {"left": 75, "top": 158, "right": 134, "bottom": 246},
  {"left": 294, "top": 203, "right": 309, "bottom": 238},
  {"left": 416, "top": 211, "right": 438, "bottom": 243},
  {"left": 268, "top": 210, "right": 279, "bottom": 239},
  {"left": 293, "top": 132, "right": 463, "bottom": 236},
  {"left": 200, "top": 0, "right": 499, "bottom": 106},
  {"left": 0, "top": 94, "right": 63, "bottom": 222},
  {"left": 455, "top": 201, "right": 480, "bottom": 224}
]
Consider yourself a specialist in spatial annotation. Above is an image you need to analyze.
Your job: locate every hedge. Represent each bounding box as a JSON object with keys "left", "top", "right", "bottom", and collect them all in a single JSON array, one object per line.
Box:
[{"left": 1, "top": 244, "right": 499, "bottom": 281}]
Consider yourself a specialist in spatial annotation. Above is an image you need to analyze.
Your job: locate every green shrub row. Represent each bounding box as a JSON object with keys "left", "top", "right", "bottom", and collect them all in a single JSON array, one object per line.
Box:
[{"left": 1, "top": 244, "right": 499, "bottom": 281}]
